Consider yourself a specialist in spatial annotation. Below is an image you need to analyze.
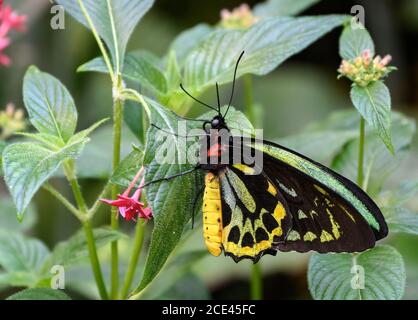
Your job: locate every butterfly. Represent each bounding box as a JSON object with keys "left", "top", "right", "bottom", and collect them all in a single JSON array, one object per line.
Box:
[{"left": 150, "top": 51, "right": 388, "bottom": 263}]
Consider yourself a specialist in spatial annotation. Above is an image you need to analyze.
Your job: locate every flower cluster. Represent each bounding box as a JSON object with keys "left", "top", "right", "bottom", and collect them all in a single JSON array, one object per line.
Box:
[
  {"left": 220, "top": 4, "right": 259, "bottom": 29},
  {"left": 0, "top": 103, "right": 26, "bottom": 140},
  {"left": 0, "top": 1, "right": 27, "bottom": 66},
  {"left": 101, "top": 166, "right": 152, "bottom": 222},
  {"left": 338, "top": 49, "right": 395, "bottom": 87}
]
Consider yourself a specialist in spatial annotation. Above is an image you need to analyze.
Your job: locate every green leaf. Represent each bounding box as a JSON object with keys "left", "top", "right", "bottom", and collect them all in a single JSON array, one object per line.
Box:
[
  {"left": 254, "top": 0, "right": 320, "bottom": 17},
  {"left": 110, "top": 147, "right": 144, "bottom": 188},
  {"left": 2, "top": 139, "right": 87, "bottom": 217},
  {"left": 0, "top": 197, "right": 36, "bottom": 233},
  {"left": 45, "top": 228, "right": 126, "bottom": 268},
  {"left": 124, "top": 99, "right": 144, "bottom": 142},
  {"left": 184, "top": 15, "right": 348, "bottom": 90},
  {"left": 57, "top": 0, "right": 154, "bottom": 70},
  {"left": 308, "top": 245, "right": 405, "bottom": 300},
  {"left": 0, "top": 231, "right": 50, "bottom": 287},
  {"left": 14, "top": 132, "right": 65, "bottom": 149},
  {"left": 7, "top": 288, "right": 71, "bottom": 300},
  {"left": 169, "top": 24, "right": 213, "bottom": 65},
  {"left": 377, "top": 181, "right": 418, "bottom": 208},
  {"left": 68, "top": 118, "right": 109, "bottom": 143},
  {"left": 23, "top": 66, "right": 77, "bottom": 142},
  {"left": 278, "top": 130, "right": 358, "bottom": 166},
  {"left": 134, "top": 98, "right": 202, "bottom": 293},
  {"left": 350, "top": 81, "right": 394, "bottom": 153},
  {"left": 339, "top": 25, "right": 375, "bottom": 60},
  {"left": 78, "top": 52, "right": 167, "bottom": 94},
  {"left": 383, "top": 207, "right": 418, "bottom": 236},
  {"left": 0, "top": 140, "right": 6, "bottom": 174},
  {"left": 165, "top": 51, "right": 182, "bottom": 92},
  {"left": 332, "top": 112, "right": 415, "bottom": 196}
]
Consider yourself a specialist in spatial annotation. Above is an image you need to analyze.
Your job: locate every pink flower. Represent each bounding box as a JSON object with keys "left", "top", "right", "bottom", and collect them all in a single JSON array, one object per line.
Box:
[
  {"left": 100, "top": 166, "right": 152, "bottom": 222},
  {"left": 0, "top": 3, "right": 27, "bottom": 67},
  {"left": 0, "top": 5, "right": 27, "bottom": 33}
]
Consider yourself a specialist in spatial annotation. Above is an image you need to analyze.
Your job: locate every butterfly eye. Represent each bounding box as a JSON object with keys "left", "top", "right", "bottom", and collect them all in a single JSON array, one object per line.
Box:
[{"left": 211, "top": 118, "right": 220, "bottom": 128}]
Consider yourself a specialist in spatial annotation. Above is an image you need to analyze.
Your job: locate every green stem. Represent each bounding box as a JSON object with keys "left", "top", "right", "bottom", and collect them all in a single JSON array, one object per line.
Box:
[
  {"left": 110, "top": 95, "right": 124, "bottom": 299},
  {"left": 250, "top": 263, "right": 262, "bottom": 300},
  {"left": 357, "top": 117, "right": 365, "bottom": 187},
  {"left": 83, "top": 220, "right": 109, "bottom": 300},
  {"left": 63, "top": 161, "right": 108, "bottom": 300},
  {"left": 120, "top": 107, "right": 148, "bottom": 299},
  {"left": 243, "top": 74, "right": 263, "bottom": 300},
  {"left": 120, "top": 221, "right": 146, "bottom": 299}
]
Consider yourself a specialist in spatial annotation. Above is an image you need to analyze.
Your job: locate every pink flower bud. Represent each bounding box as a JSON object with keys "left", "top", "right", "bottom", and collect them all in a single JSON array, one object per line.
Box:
[{"left": 380, "top": 54, "right": 392, "bottom": 67}]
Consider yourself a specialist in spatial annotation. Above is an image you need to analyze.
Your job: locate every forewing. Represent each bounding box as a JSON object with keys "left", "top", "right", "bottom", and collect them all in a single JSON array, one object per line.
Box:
[{"left": 243, "top": 139, "right": 388, "bottom": 253}]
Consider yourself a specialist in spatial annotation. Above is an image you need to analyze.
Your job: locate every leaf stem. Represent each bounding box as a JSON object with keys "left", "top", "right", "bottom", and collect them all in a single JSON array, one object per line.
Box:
[
  {"left": 77, "top": 0, "right": 115, "bottom": 84},
  {"left": 357, "top": 117, "right": 365, "bottom": 187},
  {"left": 120, "top": 220, "right": 146, "bottom": 299},
  {"left": 110, "top": 91, "right": 124, "bottom": 299},
  {"left": 63, "top": 160, "right": 108, "bottom": 300},
  {"left": 243, "top": 74, "right": 263, "bottom": 300}
]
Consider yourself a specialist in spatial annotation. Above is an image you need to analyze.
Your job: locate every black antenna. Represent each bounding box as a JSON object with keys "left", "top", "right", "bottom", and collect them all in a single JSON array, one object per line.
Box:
[
  {"left": 180, "top": 83, "right": 219, "bottom": 113},
  {"left": 224, "top": 51, "right": 245, "bottom": 119},
  {"left": 216, "top": 82, "right": 221, "bottom": 114}
]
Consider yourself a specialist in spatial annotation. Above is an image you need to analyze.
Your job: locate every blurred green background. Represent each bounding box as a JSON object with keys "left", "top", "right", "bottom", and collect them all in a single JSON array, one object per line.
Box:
[{"left": 1, "top": 0, "right": 418, "bottom": 299}]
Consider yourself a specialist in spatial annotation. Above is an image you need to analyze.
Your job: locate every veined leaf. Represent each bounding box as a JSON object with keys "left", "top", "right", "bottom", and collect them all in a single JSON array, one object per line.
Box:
[
  {"left": 377, "top": 181, "right": 418, "bottom": 208},
  {"left": 308, "top": 245, "right": 405, "bottom": 300},
  {"left": 339, "top": 24, "right": 375, "bottom": 60},
  {"left": 78, "top": 52, "right": 167, "bottom": 94},
  {"left": 0, "top": 231, "right": 50, "bottom": 288},
  {"left": 134, "top": 98, "right": 201, "bottom": 293},
  {"left": 254, "top": 0, "right": 320, "bottom": 17},
  {"left": 56, "top": 0, "right": 154, "bottom": 70},
  {"left": 2, "top": 139, "right": 88, "bottom": 217},
  {"left": 23, "top": 66, "right": 77, "bottom": 142},
  {"left": 7, "top": 288, "right": 71, "bottom": 300},
  {"left": 68, "top": 118, "right": 109, "bottom": 143},
  {"left": 278, "top": 130, "right": 358, "bottom": 166},
  {"left": 383, "top": 207, "right": 418, "bottom": 236},
  {"left": 184, "top": 15, "right": 348, "bottom": 90},
  {"left": 351, "top": 81, "right": 394, "bottom": 153},
  {"left": 168, "top": 24, "right": 213, "bottom": 65}
]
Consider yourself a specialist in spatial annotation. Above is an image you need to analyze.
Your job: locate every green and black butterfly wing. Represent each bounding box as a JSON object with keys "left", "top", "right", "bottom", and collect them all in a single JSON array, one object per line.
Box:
[
  {"left": 218, "top": 165, "right": 292, "bottom": 262},
  {"left": 237, "top": 138, "right": 388, "bottom": 253}
]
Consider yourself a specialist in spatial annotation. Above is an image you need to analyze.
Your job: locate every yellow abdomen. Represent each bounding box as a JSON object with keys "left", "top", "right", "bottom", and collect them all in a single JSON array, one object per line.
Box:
[{"left": 203, "top": 173, "right": 223, "bottom": 256}]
